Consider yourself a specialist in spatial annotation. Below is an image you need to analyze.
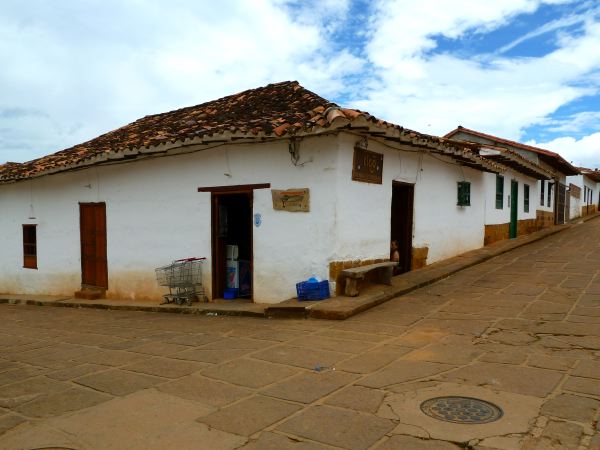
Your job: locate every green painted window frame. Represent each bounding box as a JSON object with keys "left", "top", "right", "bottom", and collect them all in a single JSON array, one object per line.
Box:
[
  {"left": 495, "top": 174, "right": 504, "bottom": 209},
  {"left": 524, "top": 184, "right": 530, "bottom": 213},
  {"left": 457, "top": 181, "right": 471, "bottom": 206}
]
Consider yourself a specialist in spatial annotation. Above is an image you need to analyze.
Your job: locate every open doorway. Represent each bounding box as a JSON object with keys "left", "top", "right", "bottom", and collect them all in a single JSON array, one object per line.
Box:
[
  {"left": 390, "top": 181, "right": 414, "bottom": 274},
  {"left": 211, "top": 191, "right": 253, "bottom": 300}
]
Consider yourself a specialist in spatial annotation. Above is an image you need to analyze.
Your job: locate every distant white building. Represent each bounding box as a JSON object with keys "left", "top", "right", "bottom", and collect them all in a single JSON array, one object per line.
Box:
[
  {"left": 567, "top": 169, "right": 600, "bottom": 220},
  {"left": 445, "top": 126, "right": 580, "bottom": 243}
]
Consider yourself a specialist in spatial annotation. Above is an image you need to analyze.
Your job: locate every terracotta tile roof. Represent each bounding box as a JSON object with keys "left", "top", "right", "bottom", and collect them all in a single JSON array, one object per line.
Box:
[
  {"left": 579, "top": 167, "right": 600, "bottom": 183},
  {"left": 1, "top": 81, "right": 502, "bottom": 181},
  {"left": 461, "top": 142, "right": 553, "bottom": 179},
  {"left": 444, "top": 125, "right": 580, "bottom": 176}
]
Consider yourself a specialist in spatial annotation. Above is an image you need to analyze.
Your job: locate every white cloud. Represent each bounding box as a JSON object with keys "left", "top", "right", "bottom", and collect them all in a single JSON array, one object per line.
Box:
[
  {"left": 0, "top": 0, "right": 362, "bottom": 163},
  {"left": 541, "top": 111, "right": 600, "bottom": 133},
  {"left": 529, "top": 133, "right": 600, "bottom": 168},
  {"left": 355, "top": 0, "right": 600, "bottom": 143}
]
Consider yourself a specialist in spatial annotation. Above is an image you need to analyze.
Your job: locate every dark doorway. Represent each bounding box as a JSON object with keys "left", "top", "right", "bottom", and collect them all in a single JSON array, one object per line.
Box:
[
  {"left": 556, "top": 182, "right": 566, "bottom": 224},
  {"left": 79, "top": 203, "right": 108, "bottom": 288},
  {"left": 211, "top": 191, "right": 253, "bottom": 300},
  {"left": 509, "top": 180, "right": 518, "bottom": 239},
  {"left": 390, "top": 181, "right": 414, "bottom": 274}
]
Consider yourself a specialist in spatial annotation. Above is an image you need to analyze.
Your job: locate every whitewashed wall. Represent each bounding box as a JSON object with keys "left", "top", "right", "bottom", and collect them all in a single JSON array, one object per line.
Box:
[
  {"left": 483, "top": 170, "right": 539, "bottom": 225},
  {"left": 333, "top": 133, "right": 486, "bottom": 266},
  {"left": 0, "top": 132, "right": 492, "bottom": 304},
  {"left": 567, "top": 175, "right": 584, "bottom": 219},
  {"left": 0, "top": 137, "right": 340, "bottom": 303}
]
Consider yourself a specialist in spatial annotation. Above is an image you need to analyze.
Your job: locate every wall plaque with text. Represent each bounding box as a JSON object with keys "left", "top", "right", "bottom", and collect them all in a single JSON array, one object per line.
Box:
[
  {"left": 352, "top": 147, "right": 383, "bottom": 184},
  {"left": 271, "top": 188, "right": 310, "bottom": 212}
]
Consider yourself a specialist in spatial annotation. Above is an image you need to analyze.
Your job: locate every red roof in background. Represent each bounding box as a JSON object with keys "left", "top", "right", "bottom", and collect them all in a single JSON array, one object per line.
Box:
[
  {"left": 579, "top": 168, "right": 600, "bottom": 182},
  {"left": 0, "top": 81, "right": 502, "bottom": 181},
  {"left": 445, "top": 125, "right": 580, "bottom": 176}
]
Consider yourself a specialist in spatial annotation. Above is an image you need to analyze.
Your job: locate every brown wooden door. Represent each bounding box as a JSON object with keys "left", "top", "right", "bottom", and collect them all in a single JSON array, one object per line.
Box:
[{"left": 80, "top": 203, "right": 108, "bottom": 288}]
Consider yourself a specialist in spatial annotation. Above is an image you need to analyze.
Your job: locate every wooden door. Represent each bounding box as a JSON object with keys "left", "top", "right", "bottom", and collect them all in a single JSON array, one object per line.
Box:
[
  {"left": 80, "top": 203, "right": 108, "bottom": 288},
  {"left": 556, "top": 183, "right": 566, "bottom": 224},
  {"left": 509, "top": 180, "right": 518, "bottom": 239},
  {"left": 391, "top": 182, "right": 414, "bottom": 274}
]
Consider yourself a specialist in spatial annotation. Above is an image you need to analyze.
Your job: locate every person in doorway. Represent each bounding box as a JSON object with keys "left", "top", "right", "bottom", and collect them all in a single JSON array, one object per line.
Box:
[{"left": 390, "top": 240, "right": 401, "bottom": 275}]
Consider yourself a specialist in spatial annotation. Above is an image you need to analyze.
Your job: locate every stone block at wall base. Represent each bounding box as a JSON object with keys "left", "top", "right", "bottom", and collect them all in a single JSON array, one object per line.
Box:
[
  {"left": 411, "top": 247, "right": 428, "bottom": 270},
  {"left": 484, "top": 223, "right": 509, "bottom": 245}
]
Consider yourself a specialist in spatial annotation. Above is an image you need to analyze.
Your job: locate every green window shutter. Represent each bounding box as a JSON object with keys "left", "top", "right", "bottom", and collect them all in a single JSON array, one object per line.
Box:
[
  {"left": 495, "top": 175, "right": 504, "bottom": 209},
  {"left": 457, "top": 181, "right": 471, "bottom": 206},
  {"left": 524, "top": 184, "right": 530, "bottom": 213}
]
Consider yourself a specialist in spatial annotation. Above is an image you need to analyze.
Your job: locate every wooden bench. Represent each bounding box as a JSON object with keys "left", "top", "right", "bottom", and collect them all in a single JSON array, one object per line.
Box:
[{"left": 341, "top": 261, "right": 397, "bottom": 297}]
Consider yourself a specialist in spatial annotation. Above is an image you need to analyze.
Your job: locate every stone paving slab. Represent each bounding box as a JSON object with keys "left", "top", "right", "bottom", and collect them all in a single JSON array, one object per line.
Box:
[
  {"left": 324, "top": 385, "right": 386, "bottom": 414},
  {"left": 14, "top": 387, "right": 112, "bottom": 418},
  {"left": 278, "top": 405, "right": 395, "bottom": 450},
  {"left": 157, "top": 375, "right": 252, "bottom": 407},
  {"left": 441, "top": 362, "right": 564, "bottom": 398},
  {"left": 260, "top": 370, "right": 358, "bottom": 404},
  {"left": 0, "top": 390, "right": 245, "bottom": 450},
  {"left": 240, "top": 431, "right": 331, "bottom": 450},
  {"left": 199, "top": 395, "right": 302, "bottom": 436},
  {"left": 74, "top": 369, "right": 164, "bottom": 396},
  {"left": 201, "top": 358, "right": 299, "bottom": 389}
]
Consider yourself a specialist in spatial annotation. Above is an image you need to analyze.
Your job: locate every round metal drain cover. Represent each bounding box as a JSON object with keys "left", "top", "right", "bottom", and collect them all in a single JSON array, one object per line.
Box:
[{"left": 420, "top": 396, "right": 503, "bottom": 424}]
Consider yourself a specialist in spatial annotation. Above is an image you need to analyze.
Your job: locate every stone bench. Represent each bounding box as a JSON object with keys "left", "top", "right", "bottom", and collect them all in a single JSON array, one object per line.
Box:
[{"left": 341, "top": 261, "right": 397, "bottom": 297}]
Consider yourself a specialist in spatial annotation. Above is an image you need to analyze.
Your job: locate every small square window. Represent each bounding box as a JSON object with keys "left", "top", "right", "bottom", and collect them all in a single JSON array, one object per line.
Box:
[
  {"left": 457, "top": 181, "right": 471, "bottom": 206},
  {"left": 23, "top": 224, "right": 37, "bottom": 269}
]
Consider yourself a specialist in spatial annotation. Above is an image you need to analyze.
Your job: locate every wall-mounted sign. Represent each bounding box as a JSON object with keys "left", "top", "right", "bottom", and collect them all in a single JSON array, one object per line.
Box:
[
  {"left": 271, "top": 188, "right": 310, "bottom": 212},
  {"left": 569, "top": 183, "right": 581, "bottom": 198},
  {"left": 352, "top": 147, "right": 383, "bottom": 184}
]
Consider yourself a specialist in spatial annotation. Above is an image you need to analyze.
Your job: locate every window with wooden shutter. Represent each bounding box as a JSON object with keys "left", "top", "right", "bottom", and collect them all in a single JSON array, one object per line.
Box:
[
  {"left": 547, "top": 183, "right": 552, "bottom": 207},
  {"left": 495, "top": 175, "right": 504, "bottom": 209},
  {"left": 524, "top": 184, "right": 530, "bottom": 213},
  {"left": 457, "top": 181, "right": 471, "bottom": 206},
  {"left": 23, "top": 224, "right": 37, "bottom": 269}
]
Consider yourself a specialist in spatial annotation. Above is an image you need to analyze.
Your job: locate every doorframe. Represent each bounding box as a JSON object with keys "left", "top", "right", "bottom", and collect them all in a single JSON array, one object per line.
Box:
[
  {"left": 509, "top": 180, "right": 518, "bottom": 239},
  {"left": 200, "top": 183, "right": 270, "bottom": 300},
  {"left": 390, "top": 180, "right": 414, "bottom": 273},
  {"left": 79, "top": 202, "right": 108, "bottom": 289}
]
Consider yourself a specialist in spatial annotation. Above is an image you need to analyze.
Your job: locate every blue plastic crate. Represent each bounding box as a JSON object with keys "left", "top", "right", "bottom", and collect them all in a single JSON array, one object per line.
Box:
[
  {"left": 296, "top": 280, "right": 330, "bottom": 301},
  {"left": 223, "top": 288, "right": 238, "bottom": 299}
]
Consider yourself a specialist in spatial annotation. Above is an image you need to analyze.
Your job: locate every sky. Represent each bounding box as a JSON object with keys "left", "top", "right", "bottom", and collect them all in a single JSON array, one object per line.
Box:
[{"left": 1, "top": 0, "right": 599, "bottom": 169}]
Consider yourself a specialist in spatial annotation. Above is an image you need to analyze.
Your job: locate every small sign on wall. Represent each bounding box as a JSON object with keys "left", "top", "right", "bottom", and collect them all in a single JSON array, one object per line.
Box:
[
  {"left": 352, "top": 147, "right": 383, "bottom": 184},
  {"left": 271, "top": 188, "right": 310, "bottom": 212}
]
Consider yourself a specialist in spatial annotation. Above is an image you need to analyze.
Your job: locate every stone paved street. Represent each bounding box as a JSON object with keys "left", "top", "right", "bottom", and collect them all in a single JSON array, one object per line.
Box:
[{"left": 1, "top": 218, "right": 600, "bottom": 449}]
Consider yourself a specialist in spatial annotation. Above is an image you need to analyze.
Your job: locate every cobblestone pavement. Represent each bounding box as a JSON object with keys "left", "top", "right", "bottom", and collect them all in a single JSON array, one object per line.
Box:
[{"left": 1, "top": 218, "right": 600, "bottom": 449}]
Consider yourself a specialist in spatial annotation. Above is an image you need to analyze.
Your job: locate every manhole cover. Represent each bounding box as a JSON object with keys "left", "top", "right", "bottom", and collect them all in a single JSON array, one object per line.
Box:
[{"left": 420, "top": 396, "right": 503, "bottom": 424}]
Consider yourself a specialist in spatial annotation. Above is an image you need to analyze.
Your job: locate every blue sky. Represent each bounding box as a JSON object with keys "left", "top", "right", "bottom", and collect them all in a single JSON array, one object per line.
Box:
[{"left": 1, "top": 0, "right": 599, "bottom": 167}]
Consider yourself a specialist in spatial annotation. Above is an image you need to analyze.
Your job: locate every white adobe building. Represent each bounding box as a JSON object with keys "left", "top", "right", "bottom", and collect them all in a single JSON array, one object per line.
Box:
[
  {"left": 567, "top": 169, "right": 600, "bottom": 220},
  {"left": 445, "top": 127, "right": 580, "bottom": 243},
  {"left": 1, "top": 82, "right": 547, "bottom": 304}
]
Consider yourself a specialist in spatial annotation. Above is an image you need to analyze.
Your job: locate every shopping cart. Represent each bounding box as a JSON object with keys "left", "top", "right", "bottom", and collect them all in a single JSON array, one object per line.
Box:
[{"left": 155, "top": 257, "right": 206, "bottom": 306}]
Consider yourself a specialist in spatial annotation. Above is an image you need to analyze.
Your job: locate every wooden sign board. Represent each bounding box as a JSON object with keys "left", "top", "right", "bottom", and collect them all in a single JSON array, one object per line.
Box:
[
  {"left": 569, "top": 183, "right": 581, "bottom": 198},
  {"left": 352, "top": 147, "right": 383, "bottom": 184},
  {"left": 271, "top": 188, "right": 310, "bottom": 212}
]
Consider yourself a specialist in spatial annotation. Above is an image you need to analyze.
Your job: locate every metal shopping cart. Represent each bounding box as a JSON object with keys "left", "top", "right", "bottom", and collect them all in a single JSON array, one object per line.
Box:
[{"left": 155, "top": 257, "right": 206, "bottom": 306}]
